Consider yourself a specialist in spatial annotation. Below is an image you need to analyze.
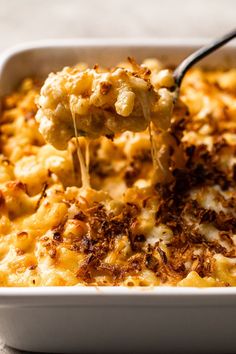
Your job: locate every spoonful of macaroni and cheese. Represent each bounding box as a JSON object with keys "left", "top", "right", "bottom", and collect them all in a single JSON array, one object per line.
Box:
[
  {"left": 35, "top": 29, "right": 236, "bottom": 189},
  {"left": 36, "top": 29, "right": 236, "bottom": 151},
  {"left": 36, "top": 58, "right": 175, "bottom": 150}
]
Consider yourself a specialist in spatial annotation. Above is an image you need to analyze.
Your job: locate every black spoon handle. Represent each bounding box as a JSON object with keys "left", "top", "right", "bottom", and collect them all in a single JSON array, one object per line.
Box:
[{"left": 174, "top": 28, "right": 236, "bottom": 88}]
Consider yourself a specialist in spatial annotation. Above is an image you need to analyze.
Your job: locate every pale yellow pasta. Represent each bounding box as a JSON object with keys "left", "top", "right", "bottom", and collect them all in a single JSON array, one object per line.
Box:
[
  {"left": 213, "top": 255, "right": 236, "bottom": 286},
  {"left": 123, "top": 270, "right": 160, "bottom": 287},
  {"left": 178, "top": 271, "right": 220, "bottom": 287}
]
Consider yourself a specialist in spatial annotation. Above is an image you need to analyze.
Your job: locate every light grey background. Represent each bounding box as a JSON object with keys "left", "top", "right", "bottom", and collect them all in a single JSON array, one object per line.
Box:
[
  {"left": 0, "top": 0, "right": 235, "bottom": 352},
  {"left": 0, "top": 0, "right": 235, "bottom": 51}
]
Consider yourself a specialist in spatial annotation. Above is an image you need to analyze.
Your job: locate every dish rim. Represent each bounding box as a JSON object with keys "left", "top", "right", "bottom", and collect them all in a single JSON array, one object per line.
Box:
[
  {"left": 0, "top": 39, "right": 236, "bottom": 295},
  {"left": 0, "top": 37, "right": 235, "bottom": 73},
  {"left": 1, "top": 286, "right": 236, "bottom": 295}
]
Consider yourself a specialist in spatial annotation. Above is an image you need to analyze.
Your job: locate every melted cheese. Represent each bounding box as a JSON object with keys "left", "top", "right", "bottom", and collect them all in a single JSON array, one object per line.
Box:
[{"left": 70, "top": 101, "right": 90, "bottom": 189}]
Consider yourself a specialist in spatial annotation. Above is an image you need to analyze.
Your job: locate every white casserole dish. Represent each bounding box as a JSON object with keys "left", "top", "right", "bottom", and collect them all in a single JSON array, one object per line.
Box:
[{"left": 0, "top": 39, "right": 236, "bottom": 354}]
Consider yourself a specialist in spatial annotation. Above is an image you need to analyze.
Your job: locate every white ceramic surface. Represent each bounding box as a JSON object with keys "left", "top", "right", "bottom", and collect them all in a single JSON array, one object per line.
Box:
[{"left": 0, "top": 40, "right": 236, "bottom": 354}]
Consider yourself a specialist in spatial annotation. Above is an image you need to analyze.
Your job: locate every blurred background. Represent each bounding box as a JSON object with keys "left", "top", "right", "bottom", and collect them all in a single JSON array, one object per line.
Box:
[{"left": 0, "top": 0, "right": 235, "bottom": 52}]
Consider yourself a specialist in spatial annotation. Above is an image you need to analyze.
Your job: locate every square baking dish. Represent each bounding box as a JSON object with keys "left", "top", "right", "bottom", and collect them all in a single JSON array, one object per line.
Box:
[{"left": 0, "top": 39, "right": 236, "bottom": 354}]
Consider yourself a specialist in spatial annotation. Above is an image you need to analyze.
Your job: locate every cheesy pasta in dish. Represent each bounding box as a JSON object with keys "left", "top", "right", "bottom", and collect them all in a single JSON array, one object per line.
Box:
[
  {"left": 0, "top": 58, "right": 236, "bottom": 287},
  {"left": 36, "top": 58, "right": 174, "bottom": 149}
]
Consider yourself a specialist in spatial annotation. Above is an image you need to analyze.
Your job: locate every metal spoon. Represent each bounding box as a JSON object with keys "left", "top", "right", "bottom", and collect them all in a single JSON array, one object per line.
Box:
[{"left": 173, "top": 28, "right": 236, "bottom": 93}]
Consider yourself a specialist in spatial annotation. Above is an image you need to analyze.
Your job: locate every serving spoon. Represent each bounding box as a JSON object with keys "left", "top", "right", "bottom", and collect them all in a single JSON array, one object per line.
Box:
[{"left": 173, "top": 28, "right": 236, "bottom": 96}]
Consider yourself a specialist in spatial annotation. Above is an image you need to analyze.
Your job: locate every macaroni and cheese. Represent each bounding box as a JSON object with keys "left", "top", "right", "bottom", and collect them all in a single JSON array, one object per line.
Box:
[
  {"left": 36, "top": 58, "right": 174, "bottom": 149},
  {"left": 0, "top": 59, "right": 235, "bottom": 287}
]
